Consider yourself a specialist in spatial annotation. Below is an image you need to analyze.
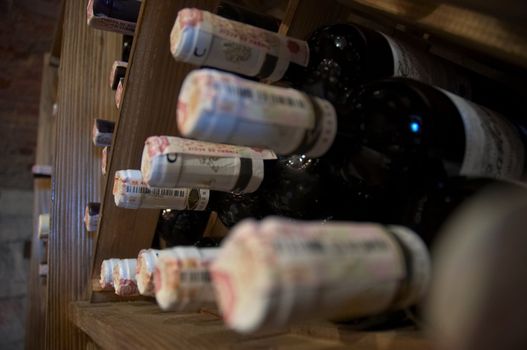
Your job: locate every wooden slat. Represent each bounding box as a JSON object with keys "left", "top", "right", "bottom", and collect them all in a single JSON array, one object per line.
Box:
[
  {"left": 34, "top": 54, "right": 58, "bottom": 169},
  {"left": 290, "top": 322, "right": 432, "bottom": 350},
  {"left": 26, "top": 52, "right": 58, "bottom": 350},
  {"left": 279, "top": 0, "right": 348, "bottom": 37},
  {"left": 70, "top": 302, "right": 348, "bottom": 350},
  {"left": 46, "top": 0, "right": 121, "bottom": 348},
  {"left": 26, "top": 178, "right": 52, "bottom": 350},
  {"left": 89, "top": 0, "right": 219, "bottom": 302},
  {"left": 337, "top": 0, "right": 527, "bottom": 69},
  {"left": 50, "top": 0, "right": 65, "bottom": 66}
]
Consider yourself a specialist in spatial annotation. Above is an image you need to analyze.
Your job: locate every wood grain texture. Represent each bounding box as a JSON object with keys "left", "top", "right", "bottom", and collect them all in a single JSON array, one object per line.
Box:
[
  {"left": 338, "top": 0, "right": 527, "bottom": 69},
  {"left": 26, "top": 53, "right": 57, "bottom": 350},
  {"left": 71, "top": 302, "right": 348, "bottom": 350},
  {"left": 279, "top": 0, "right": 348, "bottom": 37},
  {"left": 34, "top": 54, "right": 58, "bottom": 169},
  {"left": 89, "top": 0, "right": 219, "bottom": 302},
  {"left": 50, "top": 0, "right": 65, "bottom": 65},
  {"left": 290, "top": 322, "right": 432, "bottom": 350},
  {"left": 26, "top": 178, "right": 52, "bottom": 350},
  {"left": 46, "top": 0, "right": 121, "bottom": 348}
]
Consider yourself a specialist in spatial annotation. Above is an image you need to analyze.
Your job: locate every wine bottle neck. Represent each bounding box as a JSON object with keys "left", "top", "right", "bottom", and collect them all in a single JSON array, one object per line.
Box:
[{"left": 170, "top": 8, "right": 309, "bottom": 83}]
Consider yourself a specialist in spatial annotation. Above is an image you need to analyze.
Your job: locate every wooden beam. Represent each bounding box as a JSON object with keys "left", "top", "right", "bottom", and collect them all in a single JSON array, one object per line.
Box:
[
  {"left": 338, "top": 0, "right": 527, "bottom": 69},
  {"left": 279, "top": 0, "right": 348, "bottom": 37},
  {"left": 70, "top": 302, "right": 347, "bottom": 350},
  {"left": 89, "top": 0, "right": 219, "bottom": 302},
  {"left": 46, "top": 0, "right": 121, "bottom": 348}
]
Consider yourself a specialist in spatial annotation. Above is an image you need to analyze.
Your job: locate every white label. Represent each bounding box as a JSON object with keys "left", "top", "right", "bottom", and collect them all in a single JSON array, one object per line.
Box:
[
  {"left": 212, "top": 219, "right": 408, "bottom": 332},
  {"left": 442, "top": 89, "right": 525, "bottom": 178},
  {"left": 115, "top": 79, "right": 124, "bottom": 109},
  {"left": 382, "top": 34, "right": 471, "bottom": 97},
  {"left": 178, "top": 69, "right": 316, "bottom": 129},
  {"left": 145, "top": 136, "right": 277, "bottom": 160},
  {"left": 155, "top": 247, "right": 218, "bottom": 311},
  {"left": 171, "top": 9, "right": 308, "bottom": 82},
  {"left": 177, "top": 69, "right": 337, "bottom": 157},
  {"left": 388, "top": 226, "right": 431, "bottom": 309},
  {"left": 113, "top": 173, "right": 210, "bottom": 210}
]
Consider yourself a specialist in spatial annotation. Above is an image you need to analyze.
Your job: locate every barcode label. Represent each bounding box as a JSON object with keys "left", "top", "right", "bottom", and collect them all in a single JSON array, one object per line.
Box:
[
  {"left": 123, "top": 184, "right": 187, "bottom": 198},
  {"left": 223, "top": 84, "right": 306, "bottom": 109}
]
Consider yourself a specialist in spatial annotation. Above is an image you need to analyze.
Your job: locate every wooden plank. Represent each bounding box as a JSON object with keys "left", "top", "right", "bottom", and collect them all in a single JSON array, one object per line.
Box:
[
  {"left": 46, "top": 0, "right": 122, "bottom": 348},
  {"left": 26, "top": 178, "right": 52, "bottom": 350},
  {"left": 70, "top": 302, "right": 348, "bottom": 350},
  {"left": 34, "top": 54, "right": 58, "bottom": 169},
  {"left": 290, "top": 322, "right": 432, "bottom": 350},
  {"left": 279, "top": 0, "right": 348, "bottom": 37},
  {"left": 26, "top": 52, "right": 57, "bottom": 350},
  {"left": 50, "top": 0, "right": 65, "bottom": 65},
  {"left": 338, "top": 0, "right": 527, "bottom": 69},
  {"left": 89, "top": 0, "right": 220, "bottom": 302}
]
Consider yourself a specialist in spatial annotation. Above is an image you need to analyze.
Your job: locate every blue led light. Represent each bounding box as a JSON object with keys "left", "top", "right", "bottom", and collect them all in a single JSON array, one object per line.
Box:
[{"left": 410, "top": 121, "right": 420, "bottom": 133}]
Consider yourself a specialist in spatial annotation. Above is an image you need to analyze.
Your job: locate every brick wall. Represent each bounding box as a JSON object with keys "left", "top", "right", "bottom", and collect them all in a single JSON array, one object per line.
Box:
[{"left": 0, "top": 1, "right": 60, "bottom": 349}]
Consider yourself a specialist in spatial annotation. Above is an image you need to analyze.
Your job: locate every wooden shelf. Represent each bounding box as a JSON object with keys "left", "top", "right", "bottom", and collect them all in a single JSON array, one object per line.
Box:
[
  {"left": 46, "top": 0, "right": 121, "bottom": 348},
  {"left": 40, "top": 0, "right": 527, "bottom": 348},
  {"left": 89, "top": 0, "right": 220, "bottom": 303},
  {"left": 26, "top": 52, "right": 57, "bottom": 350},
  {"left": 70, "top": 301, "right": 429, "bottom": 350},
  {"left": 337, "top": 0, "right": 527, "bottom": 72}
]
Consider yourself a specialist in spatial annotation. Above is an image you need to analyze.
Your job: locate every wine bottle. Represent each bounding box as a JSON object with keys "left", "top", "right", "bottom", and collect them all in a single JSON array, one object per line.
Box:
[
  {"left": 154, "top": 246, "right": 218, "bottom": 311},
  {"left": 141, "top": 136, "right": 343, "bottom": 221},
  {"left": 114, "top": 169, "right": 268, "bottom": 225},
  {"left": 84, "top": 202, "right": 100, "bottom": 232},
  {"left": 100, "top": 258, "right": 121, "bottom": 290},
  {"left": 101, "top": 146, "right": 110, "bottom": 176},
  {"left": 136, "top": 240, "right": 222, "bottom": 297},
  {"left": 211, "top": 178, "right": 527, "bottom": 333},
  {"left": 109, "top": 61, "right": 127, "bottom": 91},
  {"left": 113, "top": 169, "right": 209, "bottom": 210},
  {"left": 169, "top": 8, "right": 470, "bottom": 99},
  {"left": 87, "top": 0, "right": 140, "bottom": 35},
  {"left": 426, "top": 180, "right": 527, "bottom": 350},
  {"left": 122, "top": 35, "right": 133, "bottom": 62},
  {"left": 113, "top": 258, "right": 139, "bottom": 296},
  {"left": 211, "top": 217, "right": 430, "bottom": 333},
  {"left": 155, "top": 209, "right": 212, "bottom": 247},
  {"left": 38, "top": 264, "right": 49, "bottom": 278},
  {"left": 115, "top": 77, "right": 124, "bottom": 109},
  {"left": 177, "top": 70, "right": 526, "bottom": 203},
  {"left": 92, "top": 0, "right": 141, "bottom": 22},
  {"left": 38, "top": 214, "right": 50, "bottom": 240},
  {"left": 92, "top": 119, "right": 115, "bottom": 147}
]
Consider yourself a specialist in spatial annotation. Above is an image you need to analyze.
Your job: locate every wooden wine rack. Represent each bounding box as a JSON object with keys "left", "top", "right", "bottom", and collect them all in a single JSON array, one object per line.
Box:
[{"left": 30, "top": 0, "right": 527, "bottom": 349}]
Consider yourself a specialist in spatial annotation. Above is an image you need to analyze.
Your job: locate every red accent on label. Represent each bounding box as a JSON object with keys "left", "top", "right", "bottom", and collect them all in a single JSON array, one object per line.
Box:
[
  {"left": 178, "top": 8, "right": 204, "bottom": 28},
  {"left": 287, "top": 40, "right": 300, "bottom": 54},
  {"left": 154, "top": 266, "right": 162, "bottom": 294},
  {"left": 117, "top": 279, "right": 138, "bottom": 296},
  {"left": 146, "top": 136, "right": 170, "bottom": 158},
  {"left": 210, "top": 270, "right": 236, "bottom": 322},
  {"left": 177, "top": 101, "right": 189, "bottom": 130}
]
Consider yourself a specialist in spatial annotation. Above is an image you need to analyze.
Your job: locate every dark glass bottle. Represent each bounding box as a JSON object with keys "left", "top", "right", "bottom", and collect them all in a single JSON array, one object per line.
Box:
[
  {"left": 175, "top": 70, "right": 526, "bottom": 222},
  {"left": 121, "top": 35, "right": 133, "bottom": 61},
  {"left": 170, "top": 9, "right": 469, "bottom": 99},
  {"left": 156, "top": 209, "right": 211, "bottom": 247},
  {"left": 325, "top": 78, "right": 526, "bottom": 204},
  {"left": 92, "top": 0, "right": 141, "bottom": 23},
  {"left": 141, "top": 137, "right": 346, "bottom": 222}
]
